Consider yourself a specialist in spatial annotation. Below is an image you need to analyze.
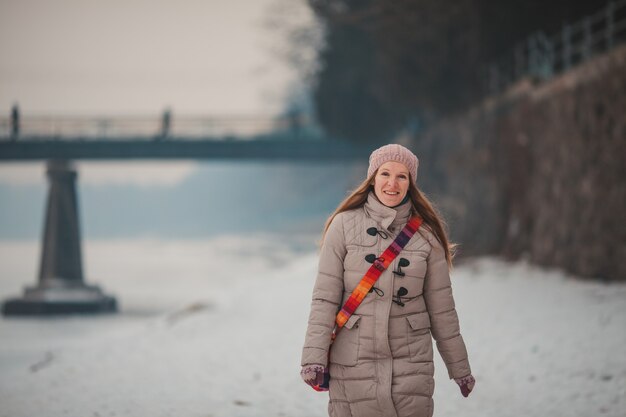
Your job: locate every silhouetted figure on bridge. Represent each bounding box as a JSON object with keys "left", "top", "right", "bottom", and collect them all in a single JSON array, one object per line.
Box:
[
  {"left": 158, "top": 107, "right": 172, "bottom": 139},
  {"left": 10, "top": 103, "right": 20, "bottom": 140}
]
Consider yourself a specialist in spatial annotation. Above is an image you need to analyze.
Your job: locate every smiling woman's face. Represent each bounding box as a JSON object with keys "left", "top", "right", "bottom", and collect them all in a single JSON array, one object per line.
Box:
[{"left": 373, "top": 161, "right": 410, "bottom": 207}]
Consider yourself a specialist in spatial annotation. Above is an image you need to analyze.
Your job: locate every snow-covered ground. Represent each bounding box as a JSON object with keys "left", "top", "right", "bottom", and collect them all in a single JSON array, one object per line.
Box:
[{"left": 0, "top": 236, "right": 625, "bottom": 417}]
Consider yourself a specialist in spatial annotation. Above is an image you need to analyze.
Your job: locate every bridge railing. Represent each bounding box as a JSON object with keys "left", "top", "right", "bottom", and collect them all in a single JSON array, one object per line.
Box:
[
  {"left": 487, "top": 0, "right": 626, "bottom": 94},
  {"left": 0, "top": 112, "right": 323, "bottom": 140}
]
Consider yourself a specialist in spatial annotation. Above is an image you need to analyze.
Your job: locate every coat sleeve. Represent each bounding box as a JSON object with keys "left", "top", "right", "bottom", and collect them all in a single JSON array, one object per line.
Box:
[
  {"left": 301, "top": 214, "right": 346, "bottom": 367},
  {"left": 423, "top": 234, "right": 472, "bottom": 379}
]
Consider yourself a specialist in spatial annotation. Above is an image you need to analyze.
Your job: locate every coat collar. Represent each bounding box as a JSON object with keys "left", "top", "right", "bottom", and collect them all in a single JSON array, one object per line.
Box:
[{"left": 364, "top": 191, "right": 412, "bottom": 232}]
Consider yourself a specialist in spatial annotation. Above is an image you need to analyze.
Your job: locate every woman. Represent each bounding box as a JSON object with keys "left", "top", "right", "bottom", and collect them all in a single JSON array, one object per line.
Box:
[{"left": 300, "top": 144, "right": 475, "bottom": 417}]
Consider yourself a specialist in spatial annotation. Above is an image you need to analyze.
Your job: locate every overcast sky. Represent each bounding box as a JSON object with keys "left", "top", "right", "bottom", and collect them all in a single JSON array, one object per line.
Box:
[
  {"left": 0, "top": 0, "right": 317, "bottom": 187},
  {"left": 0, "top": 0, "right": 309, "bottom": 116}
]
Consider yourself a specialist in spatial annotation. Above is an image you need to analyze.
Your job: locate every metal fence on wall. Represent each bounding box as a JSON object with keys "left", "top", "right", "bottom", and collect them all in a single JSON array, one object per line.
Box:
[{"left": 487, "top": 0, "right": 626, "bottom": 94}]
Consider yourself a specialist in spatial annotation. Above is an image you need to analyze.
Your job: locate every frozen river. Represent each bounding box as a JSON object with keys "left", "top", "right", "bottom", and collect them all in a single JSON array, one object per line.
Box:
[{"left": 1, "top": 236, "right": 625, "bottom": 417}]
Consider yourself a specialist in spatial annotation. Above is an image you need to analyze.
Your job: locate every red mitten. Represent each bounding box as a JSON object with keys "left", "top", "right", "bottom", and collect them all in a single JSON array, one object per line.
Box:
[
  {"left": 300, "top": 364, "right": 326, "bottom": 388},
  {"left": 454, "top": 374, "right": 476, "bottom": 397}
]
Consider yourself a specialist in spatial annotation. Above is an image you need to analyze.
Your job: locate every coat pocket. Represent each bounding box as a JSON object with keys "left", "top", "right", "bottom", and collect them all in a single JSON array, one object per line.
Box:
[
  {"left": 406, "top": 312, "right": 433, "bottom": 362},
  {"left": 330, "top": 315, "right": 361, "bottom": 367}
]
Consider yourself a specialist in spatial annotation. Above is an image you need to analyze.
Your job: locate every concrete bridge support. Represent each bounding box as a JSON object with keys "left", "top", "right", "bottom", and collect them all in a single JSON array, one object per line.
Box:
[{"left": 2, "top": 160, "right": 117, "bottom": 315}]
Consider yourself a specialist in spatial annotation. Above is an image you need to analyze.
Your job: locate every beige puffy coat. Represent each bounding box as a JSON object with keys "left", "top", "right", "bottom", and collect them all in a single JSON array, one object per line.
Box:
[{"left": 302, "top": 192, "right": 472, "bottom": 417}]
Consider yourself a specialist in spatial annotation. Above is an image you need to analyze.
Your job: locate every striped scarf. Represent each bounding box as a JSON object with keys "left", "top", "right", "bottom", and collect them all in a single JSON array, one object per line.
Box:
[{"left": 335, "top": 216, "right": 423, "bottom": 330}]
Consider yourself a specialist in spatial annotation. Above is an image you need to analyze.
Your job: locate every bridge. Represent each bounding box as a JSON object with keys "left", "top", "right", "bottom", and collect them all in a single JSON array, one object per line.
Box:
[
  {"left": 0, "top": 109, "right": 372, "bottom": 316},
  {"left": 0, "top": 109, "right": 370, "bottom": 160}
]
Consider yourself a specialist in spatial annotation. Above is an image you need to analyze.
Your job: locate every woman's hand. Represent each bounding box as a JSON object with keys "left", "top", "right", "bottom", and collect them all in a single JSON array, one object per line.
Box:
[
  {"left": 300, "top": 364, "right": 326, "bottom": 388},
  {"left": 454, "top": 374, "right": 475, "bottom": 397}
]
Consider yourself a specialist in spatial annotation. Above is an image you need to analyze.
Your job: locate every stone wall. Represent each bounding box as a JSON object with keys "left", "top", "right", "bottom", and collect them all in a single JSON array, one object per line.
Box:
[{"left": 410, "top": 44, "right": 626, "bottom": 281}]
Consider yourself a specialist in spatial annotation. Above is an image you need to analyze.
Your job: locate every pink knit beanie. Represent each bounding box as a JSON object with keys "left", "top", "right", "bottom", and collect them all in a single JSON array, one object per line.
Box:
[{"left": 367, "top": 144, "right": 419, "bottom": 183}]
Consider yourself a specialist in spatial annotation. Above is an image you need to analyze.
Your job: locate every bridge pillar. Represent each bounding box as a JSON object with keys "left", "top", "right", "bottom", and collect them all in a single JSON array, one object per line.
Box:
[{"left": 2, "top": 160, "right": 117, "bottom": 315}]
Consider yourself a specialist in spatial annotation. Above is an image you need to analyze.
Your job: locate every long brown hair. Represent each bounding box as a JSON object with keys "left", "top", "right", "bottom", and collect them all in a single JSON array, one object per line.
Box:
[{"left": 322, "top": 172, "right": 456, "bottom": 268}]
